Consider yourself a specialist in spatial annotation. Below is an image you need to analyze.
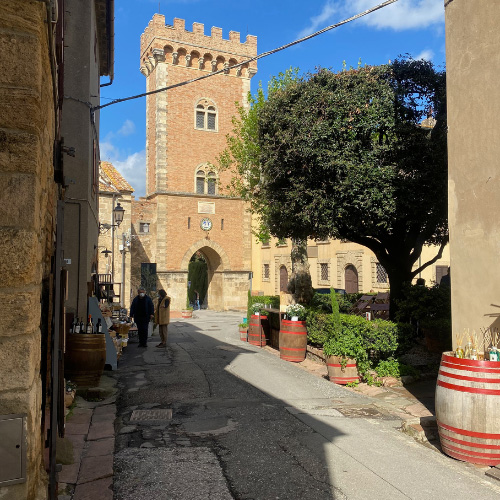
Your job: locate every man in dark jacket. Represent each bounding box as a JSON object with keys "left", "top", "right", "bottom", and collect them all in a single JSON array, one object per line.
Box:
[{"left": 130, "top": 287, "right": 154, "bottom": 347}]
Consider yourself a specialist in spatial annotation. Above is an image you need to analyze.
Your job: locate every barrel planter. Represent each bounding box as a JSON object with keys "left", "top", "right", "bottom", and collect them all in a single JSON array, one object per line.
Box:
[
  {"left": 239, "top": 327, "right": 248, "bottom": 342},
  {"left": 181, "top": 309, "right": 193, "bottom": 319},
  {"left": 435, "top": 352, "right": 500, "bottom": 466},
  {"left": 279, "top": 319, "right": 307, "bottom": 362},
  {"left": 64, "top": 333, "right": 106, "bottom": 387},
  {"left": 325, "top": 355, "right": 360, "bottom": 385},
  {"left": 248, "top": 314, "right": 269, "bottom": 347}
]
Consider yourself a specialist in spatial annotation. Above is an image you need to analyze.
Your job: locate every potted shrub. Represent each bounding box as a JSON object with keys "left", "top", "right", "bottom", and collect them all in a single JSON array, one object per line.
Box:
[
  {"left": 323, "top": 322, "right": 367, "bottom": 385},
  {"left": 239, "top": 321, "right": 249, "bottom": 342},
  {"left": 322, "top": 292, "right": 368, "bottom": 385},
  {"left": 181, "top": 306, "right": 194, "bottom": 319}
]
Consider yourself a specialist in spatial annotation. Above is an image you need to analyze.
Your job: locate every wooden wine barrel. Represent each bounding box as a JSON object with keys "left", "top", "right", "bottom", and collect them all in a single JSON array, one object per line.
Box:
[
  {"left": 64, "top": 333, "right": 106, "bottom": 387},
  {"left": 279, "top": 319, "right": 307, "bottom": 362},
  {"left": 435, "top": 352, "right": 500, "bottom": 466},
  {"left": 325, "top": 355, "right": 359, "bottom": 385},
  {"left": 239, "top": 327, "right": 248, "bottom": 342},
  {"left": 248, "top": 314, "right": 268, "bottom": 347}
]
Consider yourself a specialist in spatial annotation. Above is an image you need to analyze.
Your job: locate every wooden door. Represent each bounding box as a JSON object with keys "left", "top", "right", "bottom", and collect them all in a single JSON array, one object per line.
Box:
[
  {"left": 345, "top": 265, "right": 359, "bottom": 294},
  {"left": 279, "top": 266, "right": 288, "bottom": 292}
]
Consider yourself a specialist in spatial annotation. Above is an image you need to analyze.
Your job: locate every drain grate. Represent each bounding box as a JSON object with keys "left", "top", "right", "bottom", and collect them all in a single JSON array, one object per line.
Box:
[{"left": 130, "top": 409, "right": 173, "bottom": 422}]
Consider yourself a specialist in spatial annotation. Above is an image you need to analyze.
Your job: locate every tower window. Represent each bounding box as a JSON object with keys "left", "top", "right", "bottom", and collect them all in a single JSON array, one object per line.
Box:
[
  {"left": 195, "top": 100, "right": 218, "bottom": 131},
  {"left": 194, "top": 165, "right": 218, "bottom": 195}
]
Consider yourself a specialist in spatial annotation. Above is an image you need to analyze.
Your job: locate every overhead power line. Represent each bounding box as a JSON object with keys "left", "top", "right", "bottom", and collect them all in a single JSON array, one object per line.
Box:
[{"left": 93, "top": 0, "right": 400, "bottom": 112}]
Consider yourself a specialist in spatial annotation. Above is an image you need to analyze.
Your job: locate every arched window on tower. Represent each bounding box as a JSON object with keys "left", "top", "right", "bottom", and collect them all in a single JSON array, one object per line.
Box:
[
  {"left": 195, "top": 165, "right": 218, "bottom": 195},
  {"left": 195, "top": 99, "right": 217, "bottom": 131}
]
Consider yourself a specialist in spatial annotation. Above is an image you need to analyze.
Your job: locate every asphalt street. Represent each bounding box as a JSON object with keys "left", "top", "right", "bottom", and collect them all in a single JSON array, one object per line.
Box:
[{"left": 111, "top": 311, "right": 500, "bottom": 500}]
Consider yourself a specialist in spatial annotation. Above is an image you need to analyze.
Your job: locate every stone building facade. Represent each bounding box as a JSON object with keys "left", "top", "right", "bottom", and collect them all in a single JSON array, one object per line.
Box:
[
  {"left": 0, "top": 2, "right": 61, "bottom": 498},
  {"left": 134, "top": 14, "right": 257, "bottom": 311},
  {"left": 252, "top": 235, "right": 450, "bottom": 297},
  {"left": 98, "top": 162, "right": 134, "bottom": 309},
  {"left": 0, "top": 1, "right": 114, "bottom": 497}
]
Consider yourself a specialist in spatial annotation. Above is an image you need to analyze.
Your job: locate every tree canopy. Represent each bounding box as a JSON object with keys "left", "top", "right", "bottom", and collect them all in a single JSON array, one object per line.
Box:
[{"left": 220, "top": 58, "right": 448, "bottom": 316}]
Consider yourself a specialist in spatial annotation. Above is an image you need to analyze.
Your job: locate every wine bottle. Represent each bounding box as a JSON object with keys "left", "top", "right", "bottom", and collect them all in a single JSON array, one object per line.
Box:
[
  {"left": 74, "top": 318, "right": 80, "bottom": 334},
  {"left": 86, "top": 315, "right": 93, "bottom": 334},
  {"left": 96, "top": 318, "right": 103, "bottom": 334},
  {"left": 79, "top": 318, "right": 85, "bottom": 333}
]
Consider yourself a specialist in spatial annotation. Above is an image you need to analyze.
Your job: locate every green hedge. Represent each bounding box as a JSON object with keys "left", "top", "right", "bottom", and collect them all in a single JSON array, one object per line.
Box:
[
  {"left": 306, "top": 309, "right": 415, "bottom": 376},
  {"left": 247, "top": 292, "right": 279, "bottom": 322}
]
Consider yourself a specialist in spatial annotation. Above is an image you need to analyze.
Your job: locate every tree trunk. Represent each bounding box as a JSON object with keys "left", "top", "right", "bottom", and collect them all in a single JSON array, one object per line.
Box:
[
  {"left": 386, "top": 268, "right": 412, "bottom": 322},
  {"left": 287, "top": 239, "right": 314, "bottom": 305}
]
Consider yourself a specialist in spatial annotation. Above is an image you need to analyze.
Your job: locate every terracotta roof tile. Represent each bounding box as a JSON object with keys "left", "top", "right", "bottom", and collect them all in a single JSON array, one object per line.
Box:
[{"left": 99, "top": 161, "right": 134, "bottom": 193}]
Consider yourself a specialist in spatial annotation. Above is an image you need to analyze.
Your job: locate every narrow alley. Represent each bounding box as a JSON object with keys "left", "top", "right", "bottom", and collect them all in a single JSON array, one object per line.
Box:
[{"left": 63, "top": 311, "right": 500, "bottom": 500}]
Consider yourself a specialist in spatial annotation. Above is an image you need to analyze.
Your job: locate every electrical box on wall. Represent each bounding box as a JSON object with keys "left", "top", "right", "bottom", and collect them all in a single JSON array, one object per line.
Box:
[{"left": 0, "top": 414, "right": 26, "bottom": 485}]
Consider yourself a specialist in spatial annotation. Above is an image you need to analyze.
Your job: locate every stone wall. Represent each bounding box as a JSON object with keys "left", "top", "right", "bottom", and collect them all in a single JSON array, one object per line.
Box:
[{"left": 0, "top": 1, "right": 59, "bottom": 497}]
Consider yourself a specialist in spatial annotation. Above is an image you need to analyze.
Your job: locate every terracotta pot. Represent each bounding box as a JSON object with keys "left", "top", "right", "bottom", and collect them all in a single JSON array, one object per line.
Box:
[{"left": 181, "top": 309, "right": 193, "bottom": 318}]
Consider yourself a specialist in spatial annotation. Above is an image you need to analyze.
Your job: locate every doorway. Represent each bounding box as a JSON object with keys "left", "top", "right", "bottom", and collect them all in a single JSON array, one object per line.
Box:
[
  {"left": 345, "top": 265, "right": 359, "bottom": 294},
  {"left": 188, "top": 252, "right": 208, "bottom": 309},
  {"left": 279, "top": 265, "right": 289, "bottom": 292}
]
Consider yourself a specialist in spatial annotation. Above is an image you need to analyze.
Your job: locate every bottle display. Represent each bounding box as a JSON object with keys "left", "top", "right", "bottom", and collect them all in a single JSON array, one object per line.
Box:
[{"left": 86, "top": 315, "right": 94, "bottom": 334}]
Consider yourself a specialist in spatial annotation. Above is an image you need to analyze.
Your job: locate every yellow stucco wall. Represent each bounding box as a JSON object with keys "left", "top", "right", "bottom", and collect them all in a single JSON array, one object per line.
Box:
[{"left": 445, "top": 1, "right": 500, "bottom": 347}]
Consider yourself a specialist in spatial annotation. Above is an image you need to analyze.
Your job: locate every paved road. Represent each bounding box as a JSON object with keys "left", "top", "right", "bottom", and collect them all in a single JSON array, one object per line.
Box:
[{"left": 112, "top": 311, "right": 500, "bottom": 499}]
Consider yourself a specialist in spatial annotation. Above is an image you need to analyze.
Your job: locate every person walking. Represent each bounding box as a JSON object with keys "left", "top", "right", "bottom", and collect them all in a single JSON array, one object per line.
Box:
[
  {"left": 130, "top": 287, "right": 154, "bottom": 347},
  {"left": 155, "top": 289, "right": 171, "bottom": 348},
  {"left": 194, "top": 290, "right": 200, "bottom": 310}
]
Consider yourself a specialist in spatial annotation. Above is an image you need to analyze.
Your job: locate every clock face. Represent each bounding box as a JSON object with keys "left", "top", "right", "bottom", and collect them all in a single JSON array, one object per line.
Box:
[{"left": 200, "top": 218, "right": 213, "bottom": 231}]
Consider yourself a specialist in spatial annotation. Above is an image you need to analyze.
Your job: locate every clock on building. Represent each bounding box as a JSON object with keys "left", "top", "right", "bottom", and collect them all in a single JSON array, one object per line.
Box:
[{"left": 200, "top": 217, "right": 213, "bottom": 231}]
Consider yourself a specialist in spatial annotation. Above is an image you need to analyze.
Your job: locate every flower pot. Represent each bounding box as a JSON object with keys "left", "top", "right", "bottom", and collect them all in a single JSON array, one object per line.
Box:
[
  {"left": 239, "top": 327, "right": 248, "bottom": 342},
  {"left": 279, "top": 319, "right": 307, "bottom": 362},
  {"left": 181, "top": 309, "right": 193, "bottom": 318},
  {"left": 325, "top": 355, "right": 360, "bottom": 385}
]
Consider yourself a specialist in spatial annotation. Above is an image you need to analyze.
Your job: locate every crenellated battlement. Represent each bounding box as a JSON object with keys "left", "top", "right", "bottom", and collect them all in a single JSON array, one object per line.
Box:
[{"left": 140, "top": 14, "right": 257, "bottom": 78}]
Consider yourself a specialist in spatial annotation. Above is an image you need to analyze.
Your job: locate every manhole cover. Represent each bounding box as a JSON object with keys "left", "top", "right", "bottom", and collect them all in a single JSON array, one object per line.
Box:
[
  {"left": 335, "top": 406, "right": 387, "bottom": 419},
  {"left": 130, "top": 409, "right": 173, "bottom": 421}
]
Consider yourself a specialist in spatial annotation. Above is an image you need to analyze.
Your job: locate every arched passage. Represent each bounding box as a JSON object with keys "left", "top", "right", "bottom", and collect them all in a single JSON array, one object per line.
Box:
[{"left": 180, "top": 239, "right": 231, "bottom": 311}]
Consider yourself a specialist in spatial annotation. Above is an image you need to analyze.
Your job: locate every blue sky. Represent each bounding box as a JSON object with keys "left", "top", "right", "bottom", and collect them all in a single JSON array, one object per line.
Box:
[{"left": 100, "top": 0, "right": 445, "bottom": 197}]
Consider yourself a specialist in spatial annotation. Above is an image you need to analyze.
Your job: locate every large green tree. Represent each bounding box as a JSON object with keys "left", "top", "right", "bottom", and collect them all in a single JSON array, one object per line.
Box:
[{"left": 256, "top": 58, "right": 447, "bottom": 318}]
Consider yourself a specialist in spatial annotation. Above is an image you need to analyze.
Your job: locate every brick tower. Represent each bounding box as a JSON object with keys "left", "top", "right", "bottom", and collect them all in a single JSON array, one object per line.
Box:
[{"left": 135, "top": 14, "right": 257, "bottom": 311}]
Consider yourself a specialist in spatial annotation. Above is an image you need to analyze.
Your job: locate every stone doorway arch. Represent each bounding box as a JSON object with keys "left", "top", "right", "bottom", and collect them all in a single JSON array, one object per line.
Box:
[
  {"left": 345, "top": 265, "right": 359, "bottom": 294},
  {"left": 180, "top": 239, "right": 231, "bottom": 311}
]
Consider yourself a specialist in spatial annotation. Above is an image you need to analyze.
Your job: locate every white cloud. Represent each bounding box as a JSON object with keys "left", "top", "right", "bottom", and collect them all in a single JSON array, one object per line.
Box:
[
  {"left": 117, "top": 119, "right": 136, "bottom": 136},
  {"left": 414, "top": 49, "right": 434, "bottom": 61},
  {"left": 297, "top": 2, "right": 338, "bottom": 38},
  {"left": 346, "top": 0, "right": 444, "bottom": 31},
  {"left": 113, "top": 151, "right": 147, "bottom": 198},
  {"left": 99, "top": 141, "right": 146, "bottom": 198},
  {"left": 297, "top": 0, "right": 444, "bottom": 37}
]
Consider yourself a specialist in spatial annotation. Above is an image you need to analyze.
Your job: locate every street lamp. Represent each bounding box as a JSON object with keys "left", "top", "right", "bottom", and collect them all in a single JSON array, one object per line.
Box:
[
  {"left": 98, "top": 202, "right": 125, "bottom": 234},
  {"left": 98, "top": 200, "right": 126, "bottom": 283}
]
